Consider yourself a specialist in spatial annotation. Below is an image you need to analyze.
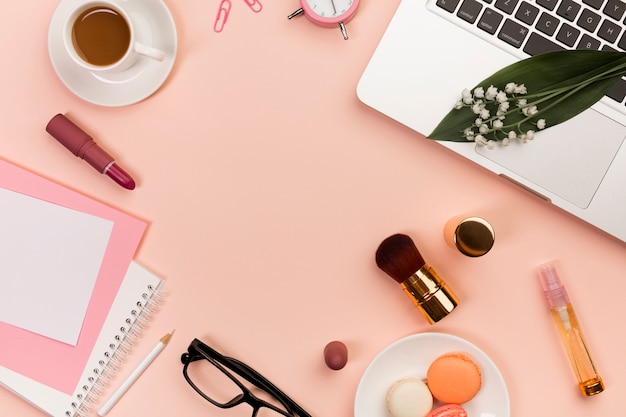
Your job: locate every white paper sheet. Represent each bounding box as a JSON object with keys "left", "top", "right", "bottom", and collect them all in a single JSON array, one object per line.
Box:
[{"left": 0, "top": 188, "right": 113, "bottom": 346}]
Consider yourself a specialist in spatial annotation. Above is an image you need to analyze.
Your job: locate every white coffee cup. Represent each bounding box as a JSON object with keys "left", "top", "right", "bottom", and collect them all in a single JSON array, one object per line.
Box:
[{"left": 63, "top": 0, "right": 165, "bottom": 73}]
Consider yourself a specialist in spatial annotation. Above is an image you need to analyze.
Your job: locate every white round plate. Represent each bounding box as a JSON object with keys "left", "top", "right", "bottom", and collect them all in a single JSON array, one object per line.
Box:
[
  {"left": 48, "top": 0, "right": 177, "bottom": 107},
  {"left": 354, "top": 332, "right": 510, "bottom": 417}
]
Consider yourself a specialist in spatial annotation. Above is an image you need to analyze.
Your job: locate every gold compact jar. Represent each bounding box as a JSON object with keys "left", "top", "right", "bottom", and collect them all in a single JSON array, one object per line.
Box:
[{"left": 445, "top": 216, "right": 495, "bottom": 257}]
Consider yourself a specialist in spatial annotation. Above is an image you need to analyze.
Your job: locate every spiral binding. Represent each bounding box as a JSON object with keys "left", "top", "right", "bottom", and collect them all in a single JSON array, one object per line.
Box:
[{"left": 64, "top": 284, "right": 164, "bottom": 417}]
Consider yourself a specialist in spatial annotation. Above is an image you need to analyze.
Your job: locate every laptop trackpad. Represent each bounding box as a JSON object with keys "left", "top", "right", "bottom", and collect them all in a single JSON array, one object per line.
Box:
[{"left": 475, "top": 108, "right": 626, "bottom": 208}]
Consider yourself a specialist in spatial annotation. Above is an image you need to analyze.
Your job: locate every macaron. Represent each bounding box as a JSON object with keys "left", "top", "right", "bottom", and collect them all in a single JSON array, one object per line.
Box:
[
  {"left": 426, "top": 353, "right": 482, "bottom": 404},
  {"left": 426, "top": 404, "right": 468, "bottom": 417},
  {"left": 385, "top": 377, "right": 433, "bottom": 417}
]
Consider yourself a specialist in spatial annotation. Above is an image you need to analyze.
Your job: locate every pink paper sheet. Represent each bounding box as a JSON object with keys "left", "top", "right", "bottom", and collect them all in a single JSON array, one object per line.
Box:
[{"left": 0, "top": 158, "right": 146, "bottom": 394}]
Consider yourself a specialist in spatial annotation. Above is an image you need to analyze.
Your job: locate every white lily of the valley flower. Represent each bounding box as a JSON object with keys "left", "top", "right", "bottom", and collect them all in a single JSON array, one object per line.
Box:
[
  {"left": 485, "top": 86, "right": 498, "bottom": 100},
  {"left": 462, "top": 88, "right": 473, "bottom": 104},
  {"left": 522, "top": 105, "right": 538, "bottom": 116},
  {"left": 472, "top": 103, "right": 483, "bottom": 114},
  {"left": 514, "top": 84, "right": 527, "bottom": 94}
]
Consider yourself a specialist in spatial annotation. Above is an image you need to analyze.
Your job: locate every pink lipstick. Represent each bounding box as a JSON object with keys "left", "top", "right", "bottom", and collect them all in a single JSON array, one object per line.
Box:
[{"left": 46, "top": 114, "right": 136, "bottom": 190}]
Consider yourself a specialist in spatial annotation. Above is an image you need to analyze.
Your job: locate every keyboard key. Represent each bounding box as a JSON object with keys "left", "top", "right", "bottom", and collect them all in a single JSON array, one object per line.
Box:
[
  {"left": 458, "top": 0, "right": 483, "bottom": 22},
  {"left": 557, "top": 0, "right": 582, "bottom": 20},
  {"left": 583, "top": 0, "right": 605, "bottom": 9},
  {"left": 537, "top": 0, "right": 558, "bottom": 11},
  {"left": 607, "top": 78, "right": 626, "bottom": 102},
  {"left": 516, "top": 2, "right": 540, "bottom": 24},
  {"left": 556, "top": 22, "right": 581, "bottom": 46},
  {"left": 603, "top": 0, "right": 626, "bottom": 20},
  {"left": 478, "top": 8, "right": 504, "bottom": 33},
  {"left": 536, "top": 12, "right": 561, "bottom": 35},
  {"left": 598, "top": 19, "right": 622, "bottom": 42},
  {"left": 576, "top": 9, "right": 602, "bottom": 31},
  {"left": 494, "top": 0, "right": 520, "bottom": 14},
  {"left": 617, "top": 30, "right": 626, "bottom": 49},
  {"left": 437, "top": 0, "right": 462, "bottom": 13},
  {"left": 577, "top": 33, "right": 602, "bottom": 48},
  {"left": 523, "top": 32, "right": 565, "bottom": 54},
  {"left": 498, "top": 18, "right": 529, "bottom": 47}
]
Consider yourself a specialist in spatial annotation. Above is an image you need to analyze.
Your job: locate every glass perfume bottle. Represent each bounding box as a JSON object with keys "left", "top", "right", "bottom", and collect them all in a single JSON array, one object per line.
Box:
[{"left": 538, "top": 263, "right": 604, "bottom": 396}]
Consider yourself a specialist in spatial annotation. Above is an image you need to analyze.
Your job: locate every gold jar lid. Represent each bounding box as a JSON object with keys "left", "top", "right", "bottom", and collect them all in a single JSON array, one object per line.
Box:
[{"left": 453, "top": 217, "right": 495, "bottom": 257}]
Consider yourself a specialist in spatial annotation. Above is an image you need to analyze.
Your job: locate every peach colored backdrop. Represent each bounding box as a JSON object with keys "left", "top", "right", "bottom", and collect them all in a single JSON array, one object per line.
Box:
[{"left": 2, "top": 1, "right": 625, "bottom": 416}]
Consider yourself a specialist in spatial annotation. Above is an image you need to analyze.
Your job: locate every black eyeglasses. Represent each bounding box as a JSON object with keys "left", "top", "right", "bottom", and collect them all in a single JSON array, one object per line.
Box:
[{"left": 181, "top": 338, "right": 313, "bottom": 417}]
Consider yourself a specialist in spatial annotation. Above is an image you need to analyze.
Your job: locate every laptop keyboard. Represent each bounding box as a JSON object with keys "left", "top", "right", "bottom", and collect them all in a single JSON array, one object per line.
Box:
[{"left": 434, "top": 0, "right": 626, "bottom": 105}]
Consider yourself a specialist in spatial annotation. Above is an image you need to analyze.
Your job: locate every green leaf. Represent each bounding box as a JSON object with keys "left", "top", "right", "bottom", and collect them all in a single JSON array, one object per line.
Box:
[{"left": 428, "top": 50, "right": 626, "bottom": 142}]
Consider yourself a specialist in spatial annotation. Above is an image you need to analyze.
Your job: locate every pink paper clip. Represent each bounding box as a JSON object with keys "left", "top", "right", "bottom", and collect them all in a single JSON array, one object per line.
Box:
[
  {"left": 214, "top": 0, "right": 232, "bottom": 32},
  {"left": 243, "top": 0, "right": 262, "bottom": 13}
]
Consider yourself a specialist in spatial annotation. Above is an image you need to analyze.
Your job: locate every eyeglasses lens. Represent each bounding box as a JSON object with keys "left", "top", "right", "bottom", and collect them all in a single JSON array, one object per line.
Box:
[{"left": 185, "top": 358, "right": 291, "bottom": 417}]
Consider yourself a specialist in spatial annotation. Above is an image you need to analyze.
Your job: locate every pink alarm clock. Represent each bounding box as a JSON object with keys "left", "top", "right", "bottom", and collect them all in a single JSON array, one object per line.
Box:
[{"left": 288, "top": 0, "right": 360, "bottom": 40}]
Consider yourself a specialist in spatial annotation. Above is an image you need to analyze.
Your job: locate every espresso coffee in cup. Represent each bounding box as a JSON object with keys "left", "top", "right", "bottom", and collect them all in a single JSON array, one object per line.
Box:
[
  {"left": 64, "top": 1, "right": 165, "bottom": 73},
  {"left": 72, "top": 6, "right": 131, "bottom": 67}
]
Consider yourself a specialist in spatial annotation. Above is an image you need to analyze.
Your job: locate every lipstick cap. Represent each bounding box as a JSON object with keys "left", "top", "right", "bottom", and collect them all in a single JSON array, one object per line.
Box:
[
  {"left": 46, "top": 114, "right": 114, "bottom": 172},
  {"left": 46, "top": 114, "right": 92, "bottom": 156}
]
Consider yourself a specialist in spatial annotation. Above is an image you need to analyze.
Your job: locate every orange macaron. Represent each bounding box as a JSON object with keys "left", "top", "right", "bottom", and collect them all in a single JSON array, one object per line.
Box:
[{"left": 426, "top": 353, "right": 482, "bottom": 404}]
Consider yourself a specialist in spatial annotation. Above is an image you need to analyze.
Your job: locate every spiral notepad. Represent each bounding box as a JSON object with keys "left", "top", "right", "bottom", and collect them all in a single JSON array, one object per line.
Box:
[{"left": 0, "top": 261, "right": 165, "bottom": 417}]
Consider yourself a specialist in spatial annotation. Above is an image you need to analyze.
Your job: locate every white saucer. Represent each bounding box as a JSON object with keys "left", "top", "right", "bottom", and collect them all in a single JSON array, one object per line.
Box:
[
  {"left": 48, "top": 0, "right": 177, "bottom": 107},
  {"left": 354, "top": 332, "right": 510, "bottom": 417}
]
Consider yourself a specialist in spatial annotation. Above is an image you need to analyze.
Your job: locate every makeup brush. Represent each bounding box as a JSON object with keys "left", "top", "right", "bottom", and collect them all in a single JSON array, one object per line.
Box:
[{"left": 376, "top": 234, "right": 459, "bottom": 324}]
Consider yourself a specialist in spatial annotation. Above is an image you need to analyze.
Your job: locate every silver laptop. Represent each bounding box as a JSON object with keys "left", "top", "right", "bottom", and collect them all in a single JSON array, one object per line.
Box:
[{"left": 357, "top": 0, "right": 626, "bottom": 243}]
